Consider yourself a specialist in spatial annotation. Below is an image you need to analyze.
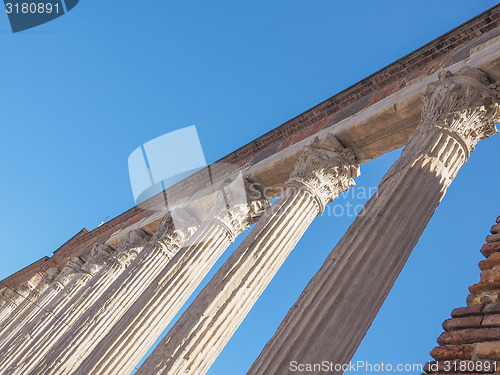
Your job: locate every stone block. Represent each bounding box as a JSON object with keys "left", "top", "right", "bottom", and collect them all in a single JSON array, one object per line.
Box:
[
  {"left": 483, "top": 303, "right": 500, "bottom": 315},
  {"left": 481, "top": 267, "right": 500, "bottom": 282},
  {"left": 467, "top": 294, "right": 481, "bottom": 306},
  {"left": 480, "top": 253, "right": 500, "bottom": 271},
  {"left": 430, "top": 345, "right": 473, "bottom": 360},
  {"left": 481, "top": 242, "right": 500, "bottom": 258},
  {"left": 443, "top": 316, "right": 482, "bottom": 331},
  {"left": 483, "top": 314, "right": 500, "bottom": 327},
  {"left": 475, "top": 341, "right": 500, "bottom": 360},
  {"left": 451, "top": 305, "right": 483, "bottom": 318},
  {"left": 469, "top": 281, "right": 500, "bottom": 295},
  {"left": 491, "top": 224, "right": 500, "bottom": 234},
  {"left": 437, "top": 328, "right": 500, "bottom": 345},
  {"left": 486, "top": 233, "right": 500, "bottom": 244}
]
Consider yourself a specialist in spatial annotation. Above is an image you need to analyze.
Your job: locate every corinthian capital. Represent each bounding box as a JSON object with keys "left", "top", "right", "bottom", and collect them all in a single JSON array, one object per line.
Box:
[
  {"left": 149, "top": 211, "right": 199, "bottom": 259},
  {"left": 33, "top": 267, "right": 60, "bottom": 296},
  {"left": 111, "top": 229, "right": 151, "bottom": 269},
  {"left": 5, "top": 280, "right": 38, "bottom": 307},
  {"left": 421, "top": 67, "right": 500, "bottom": 152},
  {"left": 54, "top": 257, "right": 84, "bottom": 288},
  {"left": 80, "top": 243, "right": 115, "bottom": 276},
  {"left": 212, "top": 179, "right": 271, "bottom": 241},
  {"left": 286, "top": 134, "right": 360, "bottom": 214}
]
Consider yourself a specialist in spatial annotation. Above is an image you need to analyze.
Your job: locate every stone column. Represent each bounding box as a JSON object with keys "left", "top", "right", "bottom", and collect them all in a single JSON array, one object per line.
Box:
[
  {"left": 0, "top": 267, "right": 59, "bottom": 339},
  {"left": 75, "top": 180, "right": 270, "bottom": 375},
  {"left": 0, "top": 267, "right": 59, "bottom": 341},
  {"left": 247, "top": 68, "right": 500, "bottom": 375},
  {"left": 25, "top": 210, "right": 199, "bottom": 375},
  {"left": 136, "top": 134, "right": 360, "bottom": 375},
  {"left": 0, "top": 230, "right": 148, "bottom": 375},
  {"left": 0, "top": 243, "right": 114, "bottom": 358},
  {"left": 0, "top": 257, "right": 89, "bottom": 373},
  {"left": 0, "top": 280, "right": 38, "bottom": 325}
]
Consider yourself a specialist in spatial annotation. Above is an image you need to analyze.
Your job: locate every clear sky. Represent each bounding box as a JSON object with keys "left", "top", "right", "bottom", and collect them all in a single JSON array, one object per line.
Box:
[{"left": 1, "top": 1, "right": 499, "bottom": 374}]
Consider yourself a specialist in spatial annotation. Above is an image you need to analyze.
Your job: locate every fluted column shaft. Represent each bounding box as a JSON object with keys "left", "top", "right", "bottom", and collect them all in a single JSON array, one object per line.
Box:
[
  {"left": 26, "top": 211, "right": 198, "bottom": 375},
  {"left": 0, "top": 267, "right": 59, "bottom": 341},
  {"left": 1, "top": 230, "right": 150, "bottom": 375},
  {"left": 0, "top": 281, "right": 36, "bottom": 325},
  {"left": 0, "top": 258, "right": 82, "bottom": 340},
  {"left": 76, "top": 181, "right": 270, "bottom": 375},
  {"left": 137, "top": 134, "right": 360, "bottom": 375},
  {"left": 0, "top": 244, "right": 114, "bottom": 358},
  {"left": 0, "top": 245, "right": 117, "bottom": 373},
  {"left": 247, "top": 68, "right": 500, "bottom": 375}
]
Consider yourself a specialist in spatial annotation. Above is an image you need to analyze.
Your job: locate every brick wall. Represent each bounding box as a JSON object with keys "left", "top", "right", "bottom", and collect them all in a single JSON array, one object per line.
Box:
[{"left": 424, "top": 217, "right": 500, "bottom": 374}]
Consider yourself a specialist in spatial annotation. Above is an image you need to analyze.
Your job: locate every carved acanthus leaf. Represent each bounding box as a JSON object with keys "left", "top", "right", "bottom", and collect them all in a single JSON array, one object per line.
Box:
[
  {"left": 421, "top": 68, "right": 500, "bottom": 152},
  {"left": 211, "top": 179, "right": 270, "bottom": 241},
  {"left": 111, "top": 229, "right": 151, "bottom": 268},
  {"left": 34, "top": 268, "right": 60, "bottom": 295},
  {"left": 150, "top": 211, "right": 199, "bottom": 259},
  {"left": 286, "top": 134, "right": 360, "bottom": 213},
  {"left": 54, "top": 257, "right": 83, "bottom": 287},
  {"left": 81, "top": 243, "right": 115, "bottom": 276}
]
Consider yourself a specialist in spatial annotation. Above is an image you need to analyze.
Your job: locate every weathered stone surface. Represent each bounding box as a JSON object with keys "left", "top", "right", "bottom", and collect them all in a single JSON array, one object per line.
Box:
[
  {"left": 486, "top": 233, "right": 500, "bottom": 243},
  {"left": 483, "top": 314, "right": 500, "bottom": 327},
  {"left": 475, "top": 341, "right": 500, "bottom": 359},
  {"left": 484, "top": 303, "right": 500, "bottom": 315},
  {"left": 469, "top": 281, "right": 500, "bottom": 295},
  {"left": 467, "top": 293, "right": 482, "bottom": 306},
  {"left": 480, "top": 253, "right": 500, "bottom": 271},
  {"left": 481, "top": 242, "right": 500, "bottom": 258},
  {"left": 430, "top": 345, "right": 473, "bottom": 360},
  {"left": 443, "top": 316, "right": 482, "bottom": 331},
  {"left": 451, "top": 305, "right": 484, "bottom": 318},
  {"left": 480, "top": 294, "right": 499, "bottom": 305},
  {"left": 437, "top": 328, "right": 500, "bottom": 345},
  {"left": 490, "top": 224, "right": 500, "bottom": 234},
  {"left": 481, "top": 266, "right": 500, "bottom": 282}
]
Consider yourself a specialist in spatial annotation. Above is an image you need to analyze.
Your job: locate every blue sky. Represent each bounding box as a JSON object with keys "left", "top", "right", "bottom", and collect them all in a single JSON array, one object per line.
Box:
[{"left": 1, "top": 1, "right": 499, "bottom": 374}]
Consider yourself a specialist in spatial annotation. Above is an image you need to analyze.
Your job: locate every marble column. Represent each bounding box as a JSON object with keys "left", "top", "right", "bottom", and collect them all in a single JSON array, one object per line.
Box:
[
  {"left": 76, "top": 180, "right": 270, "bottom": 375},
  {"left": 0, "top": 230, "right": 147, "bottom": 374},
  {"left": 137, "top": 134, "right": 360, "bottom": 375},
  {"left": 247, "top": 68, "right": 500, "bottom": 375},
  {"left": 25, "top": 209, "right": 199, "bottom": 375},
  {"left": 0, "top": 243, "right": 114, "bottom": 358},
  {"left": 0, "top": 267, "right": 59, "bottom": 340},
  {"left": 0, "top": 257, "right": 90, "bottom": 373},
  {"left": 0, "top": 279, "right": 38, "bottom": 325}
]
